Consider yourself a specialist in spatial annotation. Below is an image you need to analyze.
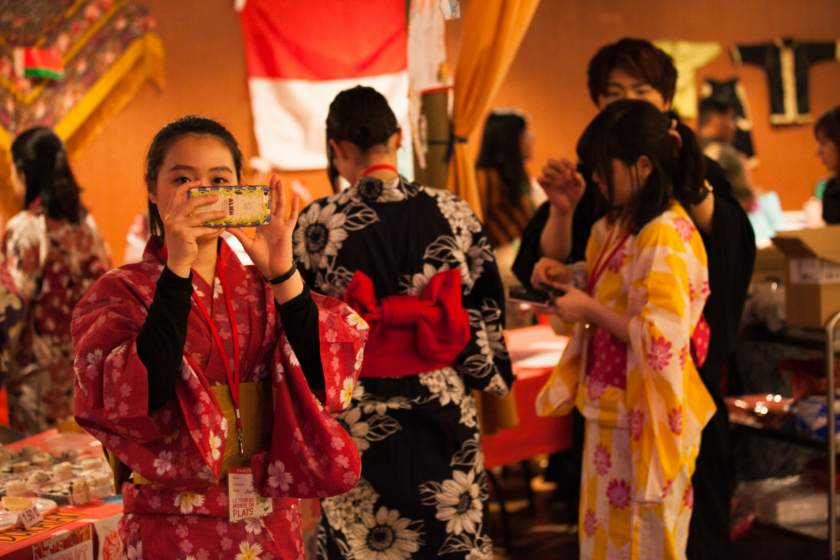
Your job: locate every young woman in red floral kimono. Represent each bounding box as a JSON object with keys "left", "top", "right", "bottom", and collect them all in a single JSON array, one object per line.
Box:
[
  {"left": 72, "top": 116, "right": 368, "bottom": 559},
  {"left": 3, "top": 127, "right": 110, "bottom": 435}
]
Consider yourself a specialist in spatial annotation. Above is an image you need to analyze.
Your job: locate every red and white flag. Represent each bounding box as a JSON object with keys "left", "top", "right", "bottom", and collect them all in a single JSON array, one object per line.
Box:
[{"left": 238, "top": 0, "right": 409, "bottom": 171}]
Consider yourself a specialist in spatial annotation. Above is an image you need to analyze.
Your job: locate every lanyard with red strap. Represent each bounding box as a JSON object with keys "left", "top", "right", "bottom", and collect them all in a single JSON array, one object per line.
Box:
[
  {"left": 191, "top": 263, "right": 245, "bottom": 456},
  {"left": 360, "top": 164, "right": 398, "bottom": 177},
  {"left": 586, "top": 226, "right": 631, "bottom": 296}
]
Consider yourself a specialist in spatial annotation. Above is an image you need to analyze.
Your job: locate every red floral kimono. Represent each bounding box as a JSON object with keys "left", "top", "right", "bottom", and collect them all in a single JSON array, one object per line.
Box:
[{"left": 73, "top": 239, "right": 367, "bottom": 559}]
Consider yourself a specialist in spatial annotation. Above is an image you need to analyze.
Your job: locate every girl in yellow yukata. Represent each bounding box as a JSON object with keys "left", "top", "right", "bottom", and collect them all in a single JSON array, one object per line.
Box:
[{"left": 532, "top": 99, "right": 716, "bottom": 560}]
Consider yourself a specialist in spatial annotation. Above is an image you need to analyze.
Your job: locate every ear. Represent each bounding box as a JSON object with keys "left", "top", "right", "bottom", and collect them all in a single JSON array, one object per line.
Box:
[
  {"left": 635, "top": 155, "right": 654, "bottom": 184},
  {"left": 393, "top": 129, "right": 403, "bottom": 151},
  {"left": 147, "top": 182, "right": 158, "bottom": 205},
  {"left": 668, "top": 129, "right": 683, "bottom": 158},
  {"left": 329, "top": 139, "right": 347, "bottom": 163}
]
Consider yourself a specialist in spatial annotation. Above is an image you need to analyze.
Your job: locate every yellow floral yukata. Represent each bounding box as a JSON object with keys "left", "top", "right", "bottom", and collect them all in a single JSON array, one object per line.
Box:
[{"left": 536, "top": 202, "right": 716, "bottom": 560}]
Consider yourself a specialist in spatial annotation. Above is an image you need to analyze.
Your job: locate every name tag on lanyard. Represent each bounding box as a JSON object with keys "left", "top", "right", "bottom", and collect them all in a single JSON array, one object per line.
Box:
[{"left": 228, "top": 467, "right": 273, "bottom": 522}]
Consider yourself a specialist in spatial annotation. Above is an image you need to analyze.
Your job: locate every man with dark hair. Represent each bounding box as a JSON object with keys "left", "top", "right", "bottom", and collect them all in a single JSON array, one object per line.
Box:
[
  {"left": 514, "top": 37, "right": 755, "bottom": 560},
  {"left": 698, "top": 96, "right": 755, "bottom": 211}
]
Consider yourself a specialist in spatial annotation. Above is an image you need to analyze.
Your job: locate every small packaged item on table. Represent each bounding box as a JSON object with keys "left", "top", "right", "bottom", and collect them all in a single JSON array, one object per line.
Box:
[
  {"left": 32, "top": 453, "right": 53, "bottom": 469},
  {"left": 53, "top": 462, "right": 74, "bottom": 482},
  {"left": 5, "top": 479, "right": 29, "bottom": 497}
]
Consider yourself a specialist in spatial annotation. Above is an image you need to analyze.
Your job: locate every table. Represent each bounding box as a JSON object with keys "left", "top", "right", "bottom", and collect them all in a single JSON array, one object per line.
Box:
[
  {"left": 482, "top": 324, "right": 572, "bottom": 469},
  {"left": 0, "top": 431, "right": 123, "bottom": 560}
]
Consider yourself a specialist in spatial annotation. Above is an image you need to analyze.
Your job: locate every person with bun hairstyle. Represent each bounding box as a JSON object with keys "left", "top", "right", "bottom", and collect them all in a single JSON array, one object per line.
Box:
[
  {"left": 814, "top": 105, "right": 840, "bottom": 223},
  {"left": 294, "top": 86, "right": 514, "bottom": 559},
  {"left": 72, "top": 116, "right": 367, "bottom": 558},
  {"left": 534, "top": 100, "right": 715, "bottom": 560},
  {"left": 2, "top": 127, "right": 110, "bottom": 435}
]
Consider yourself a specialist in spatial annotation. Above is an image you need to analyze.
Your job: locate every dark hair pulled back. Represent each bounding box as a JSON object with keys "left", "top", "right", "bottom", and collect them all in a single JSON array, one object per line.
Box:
[
  {"left": 577, "top": 99, "right": 705, "bottom": 230},
  {"left": 11, "top": 127, "right": 85, "bottom": 224},
  {"left": 325, "top": 86, "right": 400, "bottom": 182},
  {"left": 476, "top": 110, "right": 529, "bottom": 207},
  {"left": 145, "top": 116, "right": 243, "bottom": 238},
  {"left": 815, "top": 105, "right": 840, "bottom": 148}
]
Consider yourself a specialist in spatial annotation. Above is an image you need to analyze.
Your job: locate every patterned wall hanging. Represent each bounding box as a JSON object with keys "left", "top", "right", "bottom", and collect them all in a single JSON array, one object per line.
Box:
[{"left": 0, "top": 0, "right": 165, "bottom": 219}]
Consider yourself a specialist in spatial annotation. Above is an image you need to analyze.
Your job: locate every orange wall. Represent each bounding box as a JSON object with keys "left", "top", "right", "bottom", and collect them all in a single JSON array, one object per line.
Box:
[
  {"left": 448, "top": 0, "right": 840, "bottom": 212},
  {"left": 60, "top": 0, "right": 840, "bottom": 267},
  {"left": 67, "top": 0, "right": 333, "bottom": 267}
]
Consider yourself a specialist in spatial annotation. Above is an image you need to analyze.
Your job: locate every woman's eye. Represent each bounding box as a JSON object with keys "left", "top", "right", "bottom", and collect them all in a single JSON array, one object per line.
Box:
[
  {"left": 175, "top": 177, "right": 191, "bottom": 184},
  {"left": 212, "top": 177, "right": 231, "bottom": 185}
]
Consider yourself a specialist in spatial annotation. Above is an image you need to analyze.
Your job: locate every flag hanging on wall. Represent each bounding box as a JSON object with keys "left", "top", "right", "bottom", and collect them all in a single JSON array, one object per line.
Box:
[{"left": 238, "top": 0, "right": 409, "bottom": 171}]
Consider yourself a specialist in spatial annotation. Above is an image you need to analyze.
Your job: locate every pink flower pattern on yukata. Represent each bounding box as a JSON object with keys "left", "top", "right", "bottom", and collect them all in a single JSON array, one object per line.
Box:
[
  {"left": 662, "top": 479, "right": 673, "bottom": 500},
  {"left": 647, "top": 336, "right": 672, "bottom": 372},
  {"left": 678, "top": 346, "right": 687, "bottom": 370},
  {"left": 628, "top": 408, "right": 644, "bottom": 442},
  {"left": 268, "top": 461, "right": 293, "bottom": 491},
  {"left": 588, "top": 379, "right": 607, "bottom": 401},
  {"left": 668, "top": 406, "right": 683, "bottom": 435},
  {"left": 607, "top": 246, "right": 627, "bottom": 273},
  {"left": 593, "top": 444, "right": 611, "bottom": 476},
  {"left": 606, "top": 479, "right": 631, "bottom": 509},
  {"left": 583, "top": 510, "right": 598, "bottom": 536},
  {"left": 673, "top": 217, "right": 696, "bottom": 242},
  {"left": 683, "top": 484, "right": 694, "bottom": 509}
]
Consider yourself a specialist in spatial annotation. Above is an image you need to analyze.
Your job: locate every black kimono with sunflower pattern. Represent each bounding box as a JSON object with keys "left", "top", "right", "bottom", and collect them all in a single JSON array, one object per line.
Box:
[{"left": 293, "top": 175, "right": 515, "bottom": 560}]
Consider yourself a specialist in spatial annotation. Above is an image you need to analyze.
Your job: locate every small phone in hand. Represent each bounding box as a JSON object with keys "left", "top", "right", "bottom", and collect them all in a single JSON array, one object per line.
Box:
[
  {"left": 188, "top": 185, "right": 271, "bottom": 227},
  {"left": 507, "top": 285, "right": 556, "bottom": 307}
]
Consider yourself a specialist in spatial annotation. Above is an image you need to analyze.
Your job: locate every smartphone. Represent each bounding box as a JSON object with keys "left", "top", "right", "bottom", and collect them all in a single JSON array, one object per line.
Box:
[
  {"left": 188, "top": 186, "right": 271, "bottom": 227},
  {"left": 509, "top": 285, "right": 551, "bottom": 307}
]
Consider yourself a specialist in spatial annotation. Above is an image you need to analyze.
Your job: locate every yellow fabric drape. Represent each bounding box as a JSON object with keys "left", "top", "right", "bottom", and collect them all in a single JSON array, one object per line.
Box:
[
  {"left": 0, "top": 32, "right": 165, "bottom": 223},
  {"left": 445, "top": 0, "right": 541, "bottom": 221}
]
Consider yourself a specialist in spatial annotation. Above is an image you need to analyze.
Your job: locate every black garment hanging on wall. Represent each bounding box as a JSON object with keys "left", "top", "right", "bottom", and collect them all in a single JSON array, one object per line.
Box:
[
  {"left": 701, "top": 77, "right": 758, "bottom": 165},
  {"left": 732, "top": 37, "right": 839, "bottom": 125}
]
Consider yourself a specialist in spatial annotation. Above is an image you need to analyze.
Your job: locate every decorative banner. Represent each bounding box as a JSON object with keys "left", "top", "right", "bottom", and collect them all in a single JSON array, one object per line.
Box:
[
  {"left": 237, "top": 0, "right": 409, "bottom": 171},
  {"left": 0, "top": 0, "right": 165, "bottom": 219}
]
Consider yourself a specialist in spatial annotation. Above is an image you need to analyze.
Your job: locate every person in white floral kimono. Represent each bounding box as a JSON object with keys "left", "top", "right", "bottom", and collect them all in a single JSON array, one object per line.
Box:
[{"left": 294, "top": 86, "right": 516, "bottom": 560}]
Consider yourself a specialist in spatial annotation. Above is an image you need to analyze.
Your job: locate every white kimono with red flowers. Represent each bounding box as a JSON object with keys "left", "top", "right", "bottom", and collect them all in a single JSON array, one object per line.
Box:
[{"left": 73, "top": 239, "right": 367, "bottom": 560}]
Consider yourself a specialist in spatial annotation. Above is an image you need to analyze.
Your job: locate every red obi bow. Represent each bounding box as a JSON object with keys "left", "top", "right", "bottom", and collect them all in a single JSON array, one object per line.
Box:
[{"left": 343, "top": 269, "right": 470, "bottom": 377}]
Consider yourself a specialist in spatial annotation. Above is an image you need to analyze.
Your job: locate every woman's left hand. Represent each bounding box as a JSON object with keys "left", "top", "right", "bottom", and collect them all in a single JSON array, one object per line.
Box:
[
  {"left": 227, "top": 175, "right": 300, "bottom": 278},
  {"left": 551, "top": 284, "right": 595, "bottom": 324}
]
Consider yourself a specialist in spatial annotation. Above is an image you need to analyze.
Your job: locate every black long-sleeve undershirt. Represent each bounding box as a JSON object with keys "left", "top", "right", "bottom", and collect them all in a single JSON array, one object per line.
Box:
[{"left": 137, "top": 266, "right": 323, "bottom": 411}]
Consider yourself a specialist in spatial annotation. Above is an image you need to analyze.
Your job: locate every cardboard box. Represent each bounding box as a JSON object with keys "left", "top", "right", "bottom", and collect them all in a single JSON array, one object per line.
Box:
[{"left": 772, "top": 225, "right": 840, "bottom": 329}]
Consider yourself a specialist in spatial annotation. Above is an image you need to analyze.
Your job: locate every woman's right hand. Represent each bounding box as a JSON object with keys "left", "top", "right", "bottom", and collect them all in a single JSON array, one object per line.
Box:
[
  {"left": 537, "top": 158, "right": 586, "bottom": 214},
  {"left": 531, "top": 257, "right": 574, "bottom": 291},
  {"left": 161, "top": 181, "right": 227, "bottom": 278}
]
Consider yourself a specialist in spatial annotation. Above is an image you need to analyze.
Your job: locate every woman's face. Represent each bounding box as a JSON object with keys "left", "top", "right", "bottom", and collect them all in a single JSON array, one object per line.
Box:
[
  {"left": 592, "top": 158, "right": 635, "bottom": 207},
  {"left": 519, "top": 128, "right": 534, "bottom": 162},
  {"left": 816, "top": 130, "right": 839, "bottom": 176},
  {"left": 9, "top": 163, "right": 25, "bottom": 201},
  {"left": 149, "top": 134, "right": 238, "bottom": 231},
  {"left": 597, "top": 68, "right": 670, "bottom": 112}
]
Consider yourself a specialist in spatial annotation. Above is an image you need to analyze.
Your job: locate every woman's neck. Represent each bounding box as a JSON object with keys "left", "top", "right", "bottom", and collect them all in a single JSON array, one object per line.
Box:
[
  {"left": 350, "top": 153, "right": 399, "bottom": 185},
  {"left": 191, "top": 239, "right": 219, "bottom": 285}
]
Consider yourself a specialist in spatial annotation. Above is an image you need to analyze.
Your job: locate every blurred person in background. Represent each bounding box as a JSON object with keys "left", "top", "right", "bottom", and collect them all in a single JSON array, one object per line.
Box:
[
  {"left": 814, "top": 105, "right": 840, "bottom": 224},
  {"left": 476, "top": 108, "right": 542, "bottom": 328},
  {"left": 2, "top": 127, "right": 110, "bottom": 434},
  {"left": 697, "top": 96, "right": 755, "bottom": 212}
]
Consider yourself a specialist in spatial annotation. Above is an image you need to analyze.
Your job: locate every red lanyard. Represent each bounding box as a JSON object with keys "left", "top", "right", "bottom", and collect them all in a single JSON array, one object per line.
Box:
[
  {"left": 191, "top": 263, "right": 245, "bottom": 455},
  {"left": 360, "top": 164, "right": 398, "bottom": 177},
  {"left": 586, "top": 226, "right": 631, "bottom": 295}
]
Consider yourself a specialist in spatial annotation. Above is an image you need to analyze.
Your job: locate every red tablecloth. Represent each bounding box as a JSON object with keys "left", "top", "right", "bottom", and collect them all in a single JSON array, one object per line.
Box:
[
  {"left": 0, "top": 431, "right": 122, "bottom": 560},
  {"left": 482, "top": 325, "right": 572, "bottom": 469}
]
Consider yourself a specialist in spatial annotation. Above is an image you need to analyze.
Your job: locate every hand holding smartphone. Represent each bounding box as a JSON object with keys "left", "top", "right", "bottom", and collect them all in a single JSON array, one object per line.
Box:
[
  {"left": 507, "top": 284, "right": 566, "bottom": 307},
  {"left": 188, "top": 186, "right": 272, "bottom": 227}
]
